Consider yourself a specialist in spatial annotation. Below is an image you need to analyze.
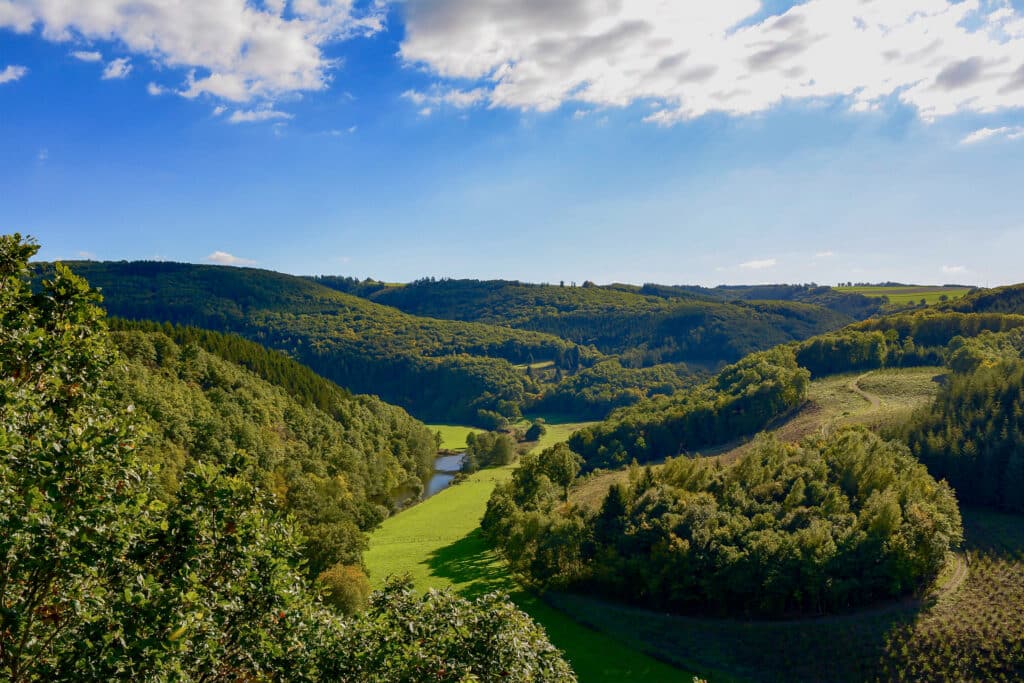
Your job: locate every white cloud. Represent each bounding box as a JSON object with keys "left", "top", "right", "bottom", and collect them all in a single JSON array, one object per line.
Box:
[
  {"left": 227, "top": 107, "right": 293, "bottom": 123},
  {"left": 960, "top": 125, "right": 1024, "bottom": 145},
  {"left": 398, "top": 0, "right": 1024, "bottom": 124},
  {"left": 0, "top": 0, "right": 385, "bottom": 103},
  {"left": 739, "top": 258, "right": 777, "bottom": 270},
  {"left": 347, "top": 125, "right": 357, "bottom": 133},
  {"left": 401, "top": 87, "right": 487, "bottom": 114},
  {"left": 102, "top": 57, "right": 132, "bottom": 80},
  {"left": 206, "top": 251, "right": 256, "bottom": 266},
  {"left": 942, "top": 265, "right": 968, "bottom": 274},
  {"left": 77, "top": 250, "right": 96, "bottom": 259},
  {"left": 814, "top": 251, "right": 835, "bottom": 259},
  {"left": 0, "top": 64, "right": 28, "bottom": 84},
  {"left": 147, "top": 82, "right": 166, "bottom": 96},
  {"left": 71, "top": 50, "right": 102, "bottom": 62},
  {"left": 212, "top": 105, "right": 227, "bottom": 116}
]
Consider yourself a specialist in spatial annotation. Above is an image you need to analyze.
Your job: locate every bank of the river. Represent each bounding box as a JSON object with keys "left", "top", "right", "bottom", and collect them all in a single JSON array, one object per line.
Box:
[{"left": 365, "top": 420, "right": 694, "bottom": 683}]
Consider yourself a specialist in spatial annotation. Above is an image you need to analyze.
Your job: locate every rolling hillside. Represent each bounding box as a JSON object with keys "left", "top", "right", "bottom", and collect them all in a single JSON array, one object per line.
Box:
[
  {"left": 312, "top": 277, "right": 853, "bottom": 368},
  {"left": 36, "top": 261, "right": 591, "bottom": 424}
]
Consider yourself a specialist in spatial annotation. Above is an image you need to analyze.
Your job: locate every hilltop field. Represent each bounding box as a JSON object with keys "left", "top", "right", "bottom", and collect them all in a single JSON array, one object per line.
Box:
[{"left": 835, "top": 285, "right": 970, "bottom": 307}]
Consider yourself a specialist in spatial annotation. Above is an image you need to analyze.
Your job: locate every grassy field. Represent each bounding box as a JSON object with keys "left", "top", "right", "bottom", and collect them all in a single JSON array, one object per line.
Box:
[
  {"left": 365, "top": 420, "right": 694, "bottom": 682},
  {"left": 549, "top": 508, "right": 1024, "bottom": 682},
  {"left": 571, "top": 368, "right": 946, "bottom": 512},
  {"left": 424, "top": 424, "right": 484, "bottom": 450},
  {"left": 834, "top": 285, "right": 970, "bottom": 306}
]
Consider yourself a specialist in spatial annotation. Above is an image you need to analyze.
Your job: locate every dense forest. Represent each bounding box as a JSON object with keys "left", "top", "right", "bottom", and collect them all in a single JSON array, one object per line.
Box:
[
  {"left": 35, "top": 262, "right": 596, "bottom": 426},
  {"left": 904, "top": 329, "right": 1024, "bottom": 512},
  {"left": 313, "top": 277, "right": 852, "bottom": 368},
  {"left": 108, "top": 327, "right": 438, "bottom": 576},
  {"left": 2, "top": 234, "right": 575, "bottom": 681},
  {"left": 484, "top": 429, "right": 962, "bottom": 617}
]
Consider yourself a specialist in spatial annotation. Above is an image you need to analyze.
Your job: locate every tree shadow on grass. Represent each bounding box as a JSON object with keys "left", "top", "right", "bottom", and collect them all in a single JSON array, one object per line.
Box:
[{"left": 425, "top": 527, "right": 518, "bottom": 600}]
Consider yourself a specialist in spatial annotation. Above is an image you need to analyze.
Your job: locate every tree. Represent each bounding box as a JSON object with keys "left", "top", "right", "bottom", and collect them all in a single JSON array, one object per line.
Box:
[
  {"left": 536, "top": 443, "right": 583, "bottom": 500},
  {"left": 525, "top": 419, "right": 548, "bottom": 442},
  {"left": 318, "top": 563, "right": 372, "bottom": 615}
]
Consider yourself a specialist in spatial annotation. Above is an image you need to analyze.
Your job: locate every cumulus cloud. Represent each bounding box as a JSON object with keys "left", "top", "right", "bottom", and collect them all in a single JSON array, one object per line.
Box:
[
  {"left": 227, "top": 107, "right": 293, "bottom": 123},
  {"left": 101, "top": 57, "right": 132, "bottom": 79},
  {"left": 398, "top": 0, "right": 1024, "bottom": 124},
  {"left": 206, "top": 251, "right": 256, "bottom": 266},
  {"left": 0, "top": 0, "right": 385, "bottom": 103},
  {"left": 0, "top": 64, "right": 28, "bottom": 84},
  {"left": 71, "top": 50, "right": 102, "bottom": 62},
  {"left": 147, "top": 82, "right": 166, "bottom": 96},
  {"left": 960, "top": 125, "right": 1024, "bottom": 144},
  {"left": 740, "top": 258, "right": 777, "bottom": 270}
]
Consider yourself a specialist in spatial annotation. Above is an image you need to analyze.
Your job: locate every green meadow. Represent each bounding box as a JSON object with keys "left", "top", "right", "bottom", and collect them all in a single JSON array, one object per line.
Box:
[
  {"left": 834, "top": 285, "right": 970, "bottom": 306},
  {"left": 425, "top": 424, "right": 484, "bottom": 450},
  {"left": 365, "top": 421, "right": 693, "bottom": 683}
]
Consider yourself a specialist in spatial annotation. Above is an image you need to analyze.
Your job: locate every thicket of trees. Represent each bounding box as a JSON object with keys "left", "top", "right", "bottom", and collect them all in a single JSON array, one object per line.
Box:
[
  {"left": 2, "top": 235, "right": 575, "bottom": 681},
  {"left": 461, "top": 431, "right": 517, "bottom": 474},
  {"left": 568, "top": 347, "right": 810, "bottom": 469},
  {"left": 484, "top": 430, "right": 962, "bottom": 618},
  {"left": 37, "top": 262, "right": 593, "bottom": 426}
]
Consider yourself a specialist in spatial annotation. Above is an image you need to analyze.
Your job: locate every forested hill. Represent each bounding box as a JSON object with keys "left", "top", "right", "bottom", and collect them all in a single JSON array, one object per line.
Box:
[
  {"left": 108, "top": 326, "right": 438, "bottom": 575},
  {"left": 943, "top": 283, "right": 1024, "bottom": 314},
  {"left": 310, "top": 277, "right": 852, "bottom": 368},
  {"left": 635, "top": 282, "right": 885, "bottom": 319},
  {"left": 34, "top": 261, "right": 592, "bottom": 425}
]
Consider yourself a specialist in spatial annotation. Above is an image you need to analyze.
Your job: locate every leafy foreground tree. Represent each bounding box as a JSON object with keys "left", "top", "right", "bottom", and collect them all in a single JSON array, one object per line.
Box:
[{"left": 0, "top": 234, "right": 575, "bottom": 681}]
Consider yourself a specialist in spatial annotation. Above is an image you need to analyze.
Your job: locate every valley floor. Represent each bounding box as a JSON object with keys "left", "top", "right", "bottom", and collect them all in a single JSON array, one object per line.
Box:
[{"left": 364, "top": 420, "right": 695, "bottom": 683}]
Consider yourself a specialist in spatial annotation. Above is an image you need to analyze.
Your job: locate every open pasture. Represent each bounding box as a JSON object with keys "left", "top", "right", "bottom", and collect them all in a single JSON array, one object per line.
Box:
[{"left": 835, "top": 285, "right": 970, "bottom": 306}]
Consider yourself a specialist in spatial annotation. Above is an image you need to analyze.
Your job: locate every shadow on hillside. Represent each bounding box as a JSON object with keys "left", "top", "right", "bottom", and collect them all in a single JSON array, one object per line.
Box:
[{"left": 425, "top": 528, "right": 517, "bottom": 600}]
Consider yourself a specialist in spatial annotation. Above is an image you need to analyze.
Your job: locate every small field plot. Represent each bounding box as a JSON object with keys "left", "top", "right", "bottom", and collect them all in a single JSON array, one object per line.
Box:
[
  {"left": 425, "top": 424, "right": 483, "bottom": 451},
  {"left": 835, "top": 285, "right": 970, "bottom": 306}
]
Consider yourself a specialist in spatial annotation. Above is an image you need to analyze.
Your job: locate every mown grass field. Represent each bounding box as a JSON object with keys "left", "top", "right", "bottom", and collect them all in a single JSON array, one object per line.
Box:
[
  {"left": 834, "top": 285, "right": 970, "bottom": 306},
  {"left": 365, "top": 420, "right": 694, "bottom": 682}
]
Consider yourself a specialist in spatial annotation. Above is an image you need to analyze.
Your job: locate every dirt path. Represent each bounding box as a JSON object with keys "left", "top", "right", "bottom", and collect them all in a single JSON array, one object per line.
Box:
[{"left": 848, "top": 372, "right": 882, "bottom": 409}]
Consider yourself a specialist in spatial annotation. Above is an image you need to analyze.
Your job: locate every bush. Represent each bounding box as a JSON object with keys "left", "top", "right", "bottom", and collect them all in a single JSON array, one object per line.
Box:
[{"left": 318, "top": 563, "right": 372, "bottom": 615}]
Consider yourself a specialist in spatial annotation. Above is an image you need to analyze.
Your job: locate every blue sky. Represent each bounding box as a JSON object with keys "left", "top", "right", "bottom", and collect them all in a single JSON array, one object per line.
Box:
[{"left": 2, "top": 0, "right": 1024, "bottom": 286}]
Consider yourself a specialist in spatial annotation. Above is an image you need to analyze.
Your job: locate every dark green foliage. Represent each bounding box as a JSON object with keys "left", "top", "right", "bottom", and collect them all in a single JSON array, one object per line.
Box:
[
  {"left": 525, "top": 419, "right": 547, "bottom": 442},
  {"left": 3, "top": 236, "right": 576, "bottom": 680},
  {"left": 328, "top": 578, "right": 576, "bottom": 682},
  {"left": 795, "top": 330, "right": 890, "bottom": 376},
  {"left": 486, "top": 429, "right": 963, "bottom": 618},
  {"left": 461, "top": 431, "right": 517, "bottom": 474},
  {"left": 37, "top": 262, "right": 588, "bottom": 425},
  {"left": 853, "top": 310, "right": 1024, "bottom": 349},
  {"left": 906, "top": 359, "right": 1024, "bottom": 512},
  {"left": 331, "top": 278, "right": 851, "bottom": 368},
  {"left": 532, "top": 359, "right": 693, "bottom": 418},
  {"left": 568, "top": 347, "right": 810, "bottom": 469}
]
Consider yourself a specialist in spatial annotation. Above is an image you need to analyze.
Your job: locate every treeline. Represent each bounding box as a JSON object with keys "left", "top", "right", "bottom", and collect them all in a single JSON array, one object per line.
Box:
[
  {"left": 568, "top": 347, "right": 810, "bottom": 469},
  {"left": 324, "top": 277, "right": 851, "bottom": 369},
  {"left": 905, "top": 330, "right": 1024, "bottom": 512},
  {"left": 530, "top": 360, "right": 694, "bottom": 419},
  {"left": 38, "top": 261, "right": 594, "bottom": 426},
  {"left": 483, "top": 430, "right": 962, "bottom": 618},
  {"left": 2, "top": 236, "right": 574, "bottom": 681},
  {"left": 109, "top": 328, "right": 438, "bottom": 575}
]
